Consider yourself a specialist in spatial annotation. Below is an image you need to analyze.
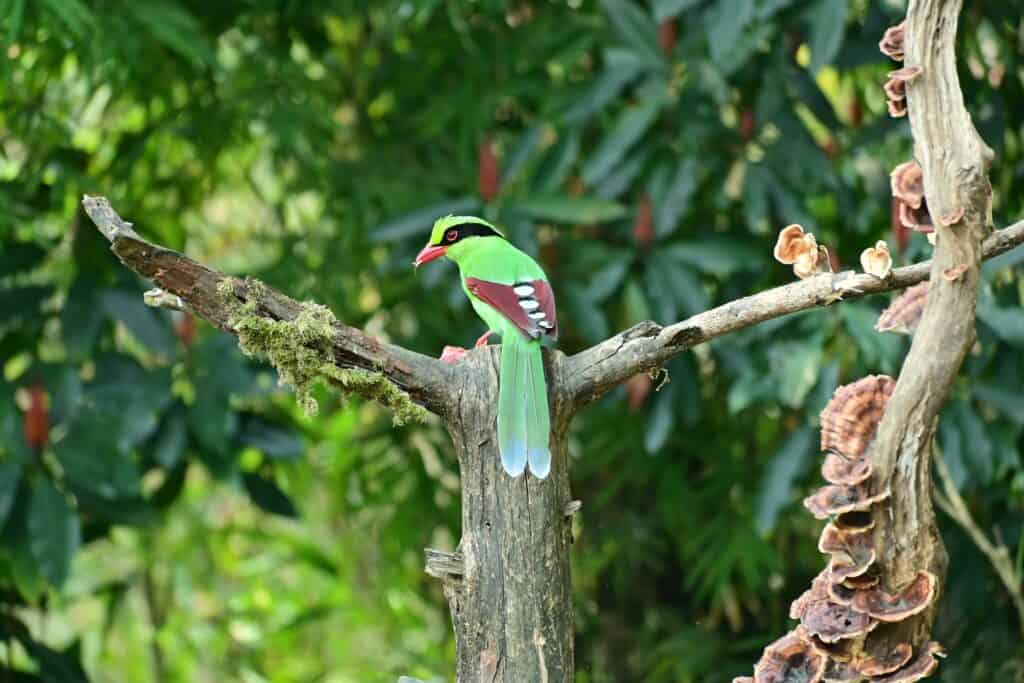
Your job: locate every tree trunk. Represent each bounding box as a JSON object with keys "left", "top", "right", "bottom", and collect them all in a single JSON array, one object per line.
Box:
[{"left": 428, "top": 347, "right": 575, "bottom": 683}]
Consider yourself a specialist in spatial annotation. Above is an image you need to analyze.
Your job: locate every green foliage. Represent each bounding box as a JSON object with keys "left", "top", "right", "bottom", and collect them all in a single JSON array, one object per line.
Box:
[{"left": 2, "top": 0, "right": 1023, "bottom": 681}]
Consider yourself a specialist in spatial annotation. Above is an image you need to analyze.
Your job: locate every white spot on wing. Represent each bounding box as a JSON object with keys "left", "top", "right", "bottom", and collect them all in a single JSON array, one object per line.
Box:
[
  {"left": 519, "top": 299, "right": 540, "bottom": 311},
  {"left": 513, "top": 284, "right": 535, "bottom": 297},
  {"left": 539, "top": 321, "right": 553, "bottom": 329},
  {"left": 528, "top": 311, "right": 546, "bottom": 320}
]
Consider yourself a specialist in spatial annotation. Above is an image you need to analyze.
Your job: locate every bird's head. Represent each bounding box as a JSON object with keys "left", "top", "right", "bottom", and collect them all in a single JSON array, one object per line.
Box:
[{"left": 414, "top": 215, "right": 505, "bottom": 267}]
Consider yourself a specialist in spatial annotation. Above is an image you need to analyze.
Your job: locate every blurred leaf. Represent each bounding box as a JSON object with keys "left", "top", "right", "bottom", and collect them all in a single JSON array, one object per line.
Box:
[
  {"left": 0, "top": 462, "right": 22, "bottom": 529},
  {"left": 586, "top": 256, "right": 632, "bottom": 303},
  {"left": 28, "top": 478, "right": 80, "bottom": 588},
  {"left": 729, "top": 370, "right": 774, "bottom": 413},
  {"left": 939, "top": 414, "right": 968, "bottom": 489},
  {"left": 0, "top": 286, "right": 52, "bottom": 324},
  {"left": 599, "top": 0, "right": 664, "bottom": 68},
  {"left": 664, "top": 239, "right": 761, "bottom": 277},
  {"left": 654, "top": 159, "right": 697, "bottom": 238},
  {"left": 977, "top": 303, "right": 1024, "bottom": 346},
  {"left": 38, "top": 0, "right": 93, "bottom": 35},
  {"left": 706, "top": 0, "right": 754, "bottom": 63},
  {"left": 531, "top": 131, "right": 580, "bottom": 195},
  {"left": 23, "top": 639, "right": 90, "bottom": 683},
  {"left": 55, "top": 409, "right": 141, "bottom": 500},
  {"left": 653, "top": 0, "right": 702, "bottom": 21},
  {"left": 151, "top": 409, "right": 188, "bottom": 469},
  {"left": 507, "top": 196, "right": 627, "bottom": 224},
  {"left": 102, "top": 289, "right": 176, "bottom": 356},
  {"left": 645, "top": 387, "right": 675, "bottom": 453},
  {"left": 955, "top": 400, "right": 994, "bottom": 484},
  {"left": 240, "top": 418, "right": 305, "bottom": 461},
  {"left": 595, "top": 146, "right": 653, "bottom": 199},
  {"left": 564, "top": 285, "right": 609, "bottom": 343},
  {"left": 974, "top": 384, "right": 1024, "bottom": 425},
  {"left": 582, "top": 97, "right": 662, "bottom": 186},
  {"left": 126, "top": 1, "right": 217, "bottom": 67},
  {"left": 243, "top": 472, "right": 298, "bottom": 518},
  {"left": 0, "top": 243, "right": 45, "bottom": 277},
  {"left": 808, "top": 0, "right": 848, "bottom": 74},
  {"left": 563, "top": 59, "right": 645, "bottom": 124},
  {"left": 61, "top": 275, "right": 106, "bottom": 359},
  {"left": 755, "top": 427, "right": 814, "bottom": 534},
  {"left": 371, "top": 197, "right": 482, "bottom": 243},
  {"left": 501, "top": 124, "right": 544, "bottom": 186},
  {"left": 189, "top": 388, "right": 238, "bottom": 462},
  {"left": 772, "top": 340, "right": 823, "bottom": 408}
]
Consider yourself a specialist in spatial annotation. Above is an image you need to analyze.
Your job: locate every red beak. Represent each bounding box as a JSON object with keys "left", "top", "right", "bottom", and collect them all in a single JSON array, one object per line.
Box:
[{"left": 414, "top": 244, "right": 447, "bottom": 267}]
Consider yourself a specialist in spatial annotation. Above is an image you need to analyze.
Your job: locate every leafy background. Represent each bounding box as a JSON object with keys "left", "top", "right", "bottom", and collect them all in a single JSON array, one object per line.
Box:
[{"left": 2, "top": 0, "right": 1023, "bottom": 681}]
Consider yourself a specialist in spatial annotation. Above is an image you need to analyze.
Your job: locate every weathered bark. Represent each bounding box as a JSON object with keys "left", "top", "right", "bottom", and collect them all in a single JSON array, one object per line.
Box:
[
  {"left": 860, "top": 0, "right": 994, "bottom": 663},
  {"left": 429, "top": 349, "right": 576, "bottom": 682}
]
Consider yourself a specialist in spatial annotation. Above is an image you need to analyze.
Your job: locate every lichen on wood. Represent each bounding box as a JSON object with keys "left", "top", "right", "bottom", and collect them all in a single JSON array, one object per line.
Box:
[{"left": 219, "top": 277, "right": 427, "bottom": 425}]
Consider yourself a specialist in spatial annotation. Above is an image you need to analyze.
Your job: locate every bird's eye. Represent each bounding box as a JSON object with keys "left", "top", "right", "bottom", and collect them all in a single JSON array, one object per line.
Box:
[{"left": 445, "top": 229, "right": 458, "bottom": 242}]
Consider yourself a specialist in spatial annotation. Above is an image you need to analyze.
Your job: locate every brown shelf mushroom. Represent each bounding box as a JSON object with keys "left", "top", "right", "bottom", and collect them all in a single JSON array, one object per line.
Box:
[
  {"left": 821, "top": 454, "right": 871, "bottom": 486},
  {"left": 890, "top": 161, "right": 934, "bottom": 233},
  {"left": 871, "top": 642, "right": 943, "bottom": 683},
  {"left": 819, "top": 376, "right": 896, "bottom": 459},
  {"left": 879, "top": 21, "right": 906, "bottom": 61},
  {"left": 752, "top": 629, "right": 828, "bottom": 683},
  {"left": 876, "top": 282, "right": 929, "bottom": 335},
  {"left": 801, "top": 598, "right": 878, "bottom": 643},
  {"left": 821, "top": 451, "right": 872, "bottom": 486},
  {"left": 833, "top": 510, "right": 874, "bottom": 532},
  {"left": 818, "top": 523, "right": 872, "bottom": 555},
  {"left": 829, "top": 548, "right": 877, "bottom": 583},
  {"left": 857, "top": 643, "right": 914, "bottom": 677},
  {"left": 850, "top": 571, "right": 938, "bottom": 622},
  {"left": 804, "top": 484, "right": 890, "bottom": 520}
]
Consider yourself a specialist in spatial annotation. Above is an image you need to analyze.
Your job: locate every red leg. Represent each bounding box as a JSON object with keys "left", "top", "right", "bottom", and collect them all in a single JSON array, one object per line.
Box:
[
  {"left": 474, "top": 330, "right": 494, "bottom": 348},
  {"left": 439, "top": 345, "right": 469, "bottom": 364}
]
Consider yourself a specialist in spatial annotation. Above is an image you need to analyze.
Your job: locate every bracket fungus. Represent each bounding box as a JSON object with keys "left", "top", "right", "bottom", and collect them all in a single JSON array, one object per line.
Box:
[
  {"left": 850, "top": 571, "right": 938, "bottom": 623},
  {"left": 876, "top": 283, "right": 928, "bottom": 335},
  {"left": 857, "top": 644, "right": 914, "bottom": 677},
  {"left": 773, "top": 225, "right": 832, "bottom": 279},
  {"left": 751, "top": 629, "right": 828, "bottom": 683},
  {"left": 737, "top": 369, "right": 945, "bottom": 680},
  {"left": 804, "top": 485, "right": 891, "bottom": 520},
  {"left": 860, "top": 241, "right": 893, "bottom": 279},
  {"left": 879, "top": 21, "right": 906, "bottom": 61},
  {"left": 872, "top": 643, "right": 943, "bottom": 683},
  {"left": 890, "top": 162, "right": 934, "bottom": 234},
  {"left": 883, "top": 67, "right": 922, "bottom": 118},
  {"left": 821, "top": 451, "right": 872, "bottom": 486},
  {"left": 819, "top": 375, "right": 895, "bottom": 459},
  {"left": 941, "top": 264, "right": 968, "bottom": 282}
]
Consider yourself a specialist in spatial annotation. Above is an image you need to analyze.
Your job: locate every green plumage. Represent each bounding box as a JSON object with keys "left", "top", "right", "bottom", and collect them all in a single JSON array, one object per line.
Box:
[{"left": 422, "top": 216, "right": 552, "bottom": 478}]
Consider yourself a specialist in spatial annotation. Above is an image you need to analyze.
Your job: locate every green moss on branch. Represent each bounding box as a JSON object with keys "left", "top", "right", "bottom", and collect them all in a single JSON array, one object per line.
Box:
[{"left": 218, "top": 278, "right": 427, "bottom": 425}]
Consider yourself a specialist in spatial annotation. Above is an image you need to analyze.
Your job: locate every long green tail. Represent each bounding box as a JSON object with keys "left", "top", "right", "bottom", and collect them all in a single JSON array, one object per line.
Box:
[{"left": 497, "top": 334, "right": 550, "bottom": 478}]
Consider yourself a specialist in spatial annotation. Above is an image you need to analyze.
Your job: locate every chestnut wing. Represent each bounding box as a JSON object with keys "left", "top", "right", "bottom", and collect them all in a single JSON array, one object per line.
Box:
[{"left": 465, "top": 277, "right": 558, "bottom": 340}]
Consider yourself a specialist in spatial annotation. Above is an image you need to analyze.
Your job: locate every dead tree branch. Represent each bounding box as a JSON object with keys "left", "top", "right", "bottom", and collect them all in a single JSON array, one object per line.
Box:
[
  {"left": 82, "top": 195, "right": 455, "bottom": 417},
  {"left": 841, "top": 0, "right": 990, "bottom": 669},
  {"left": 565, "top": 218, "right": 1024, "bottom": 405}
]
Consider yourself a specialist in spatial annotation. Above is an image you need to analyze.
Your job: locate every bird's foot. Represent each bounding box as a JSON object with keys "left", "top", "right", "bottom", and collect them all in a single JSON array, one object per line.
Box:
[
  {"left": 439, "top": 345, "right": 470, "bottom": 363},
  {"left": 474, "top": 330, "right": 494, "bottom": 348}
]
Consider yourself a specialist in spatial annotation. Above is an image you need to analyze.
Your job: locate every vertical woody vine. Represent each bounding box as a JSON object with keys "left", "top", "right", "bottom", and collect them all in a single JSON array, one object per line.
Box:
[{"left": 735, "top": 1, "right": 995, "bottom": 680}]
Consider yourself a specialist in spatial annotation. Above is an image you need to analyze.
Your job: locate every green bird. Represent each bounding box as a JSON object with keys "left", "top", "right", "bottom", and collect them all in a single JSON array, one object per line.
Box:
[{"left": 414, "top": 216, "right": 557, "bottom": 479}]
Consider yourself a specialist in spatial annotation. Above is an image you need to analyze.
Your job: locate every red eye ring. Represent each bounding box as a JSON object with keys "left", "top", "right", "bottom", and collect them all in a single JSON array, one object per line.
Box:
[{"left": 445, "top": 229, "right": 458, "bottom": 242}]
